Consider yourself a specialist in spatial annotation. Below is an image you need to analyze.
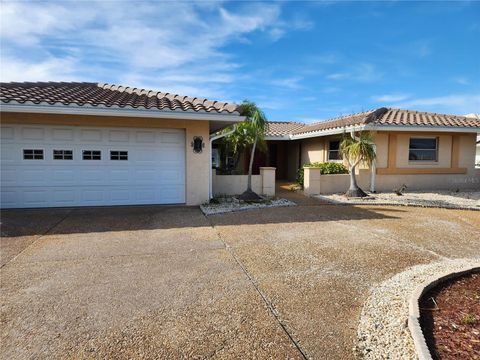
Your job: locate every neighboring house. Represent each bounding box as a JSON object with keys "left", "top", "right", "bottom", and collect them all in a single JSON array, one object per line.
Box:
[
  {"left": 249, "top": 108, "right": 480, "bottom": 191},
  {"left": 0, "top": 82, "right": 243, "bottom": 208},
  {"left": 465, "top": 114, "right": 480, "bottom": 168},
  {"left": 476, "top": 135, "right": 480, "bottom": 168}
]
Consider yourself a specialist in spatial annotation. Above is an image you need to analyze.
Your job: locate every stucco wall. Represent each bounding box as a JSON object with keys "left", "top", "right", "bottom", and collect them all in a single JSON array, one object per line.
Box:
[
  {"left": 212, "top": 167, "right": 276, "bottom": 196},
  {"left": 304, "top": 168, "right": 479, "bottom": 195},
  {"left": 300, "top": 137, "right": 325, "bottom": 164},
  {"left": 1, "top": 111, "right": 211, "bottom": 205}
]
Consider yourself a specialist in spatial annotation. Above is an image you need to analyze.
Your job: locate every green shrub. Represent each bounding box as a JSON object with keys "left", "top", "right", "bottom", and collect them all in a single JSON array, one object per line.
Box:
[{"left": 296, "top": 162, "right": 349, "bottom": 186}]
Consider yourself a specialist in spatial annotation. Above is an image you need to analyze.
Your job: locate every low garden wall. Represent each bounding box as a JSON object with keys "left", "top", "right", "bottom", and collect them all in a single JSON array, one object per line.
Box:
[
  {"left": 304, "top": 167, "right": 479, "bottom": 195},
  {"left": 212, "top": 167, "right": 276, "bottom": 197}
]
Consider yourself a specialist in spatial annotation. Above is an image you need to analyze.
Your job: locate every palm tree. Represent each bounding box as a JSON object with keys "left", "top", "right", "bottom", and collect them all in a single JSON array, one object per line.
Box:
[
  {"left": 340, "top": 131, "right": 376, "bottom": 197},
  {"left": 237, "top": 100, "right": 268, "bottom": 200}
]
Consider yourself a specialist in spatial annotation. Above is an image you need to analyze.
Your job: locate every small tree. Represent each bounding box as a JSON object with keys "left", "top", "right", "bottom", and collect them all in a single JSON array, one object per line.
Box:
[
  {"left": 237, "top": 100, "right": 268, "bottom": 200},
  {"left": 340, "top": 131, "right": 376, "bottom": 198}
]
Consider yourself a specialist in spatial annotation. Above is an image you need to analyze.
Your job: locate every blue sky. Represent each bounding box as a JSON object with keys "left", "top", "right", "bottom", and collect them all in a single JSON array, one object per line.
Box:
[{"left": 1, "top": 1, "right": 479, "bottom": 122}]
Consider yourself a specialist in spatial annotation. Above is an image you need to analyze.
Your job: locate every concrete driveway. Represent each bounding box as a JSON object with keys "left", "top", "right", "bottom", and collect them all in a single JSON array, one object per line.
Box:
[{"left": 1, "top": 202, "right": 479, "bottom": 359}]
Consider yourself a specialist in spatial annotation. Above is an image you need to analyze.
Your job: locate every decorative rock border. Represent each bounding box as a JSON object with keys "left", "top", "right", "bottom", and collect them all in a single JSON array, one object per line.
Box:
[
  {"left": 355, "top": 258, "right": 480, "bottom": 359},
  {"left": 200, "top": 198, "right": 296, "bottom": 215},
  {"left": 314, "top": 193, "right": 480, "bottom": 211},
  {"left": 408, "top": 265, "right": 480, "bottom": 360}
]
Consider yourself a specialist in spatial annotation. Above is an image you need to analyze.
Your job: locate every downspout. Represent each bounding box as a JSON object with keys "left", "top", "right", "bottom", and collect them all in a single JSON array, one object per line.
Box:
[
  {"left": 370, "top": 145, "right": 376, "bottom": 193},
  {"left": 209, "top": 125, "right": 237, "bottom": 200}
]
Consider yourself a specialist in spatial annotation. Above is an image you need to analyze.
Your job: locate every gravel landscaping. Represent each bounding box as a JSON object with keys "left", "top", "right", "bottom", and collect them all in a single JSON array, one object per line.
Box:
[
  {"left": 315, "top": 190, "right": 480, "bottom": 210},
  {"left": 200, "top": 197, "right": 296, "bottom": 215},
  {"left": 355, "top": 258, "right": 480, "bottom": 360}
]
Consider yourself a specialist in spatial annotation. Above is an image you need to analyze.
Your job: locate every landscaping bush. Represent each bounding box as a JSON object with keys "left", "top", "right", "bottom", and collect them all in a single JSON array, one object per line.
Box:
[{"left": 296, "top": 162, "right": 348, "bottom": 186}]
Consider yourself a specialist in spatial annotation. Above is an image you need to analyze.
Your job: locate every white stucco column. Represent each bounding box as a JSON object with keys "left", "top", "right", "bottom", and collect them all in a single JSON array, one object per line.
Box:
[
  {"left": 259, "top": 167, "right": 276, "bottom": 196},
  {"left": 303, "top": 167, "right": 321, "bottom": 196}
]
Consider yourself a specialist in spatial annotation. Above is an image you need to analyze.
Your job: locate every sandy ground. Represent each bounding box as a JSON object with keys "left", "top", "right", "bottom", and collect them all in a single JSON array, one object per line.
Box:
[{"left": 1, "top": 197, "right": 479, "bottom": 359}]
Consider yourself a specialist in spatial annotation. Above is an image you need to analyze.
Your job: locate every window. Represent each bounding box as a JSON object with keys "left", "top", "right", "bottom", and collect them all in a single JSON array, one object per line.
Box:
[
  {"left": 82, "top": 150, "right": 101, "bottom": 160},
  {"left": 409, "top": 137, "right": 438, "bottom": 161},
  {"left": 23, "top": 149, "right": 43, "bottom": 160},
  {"left": 328, "top": 140, "right": 342, "bottom": 160},
  {"left": 110, "top": 150, "right": 128, "bottom": 161},
  {"left": 53, "top": 150, "right": 73, "bottom": 160}
]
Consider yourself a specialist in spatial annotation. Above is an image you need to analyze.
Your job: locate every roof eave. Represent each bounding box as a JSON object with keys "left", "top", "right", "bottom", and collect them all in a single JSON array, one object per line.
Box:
[
  {"left": 289, "top": 123, "right": 480, "bottom": 139},
  {"left": 366, "top": 124, "right": 480, "bottom": 133},
  {"left": 265, "top": 135, "right": 292, "bottom": 141},
  {"left": 0, "top": 101, "right": 244, "bottom": 122}
]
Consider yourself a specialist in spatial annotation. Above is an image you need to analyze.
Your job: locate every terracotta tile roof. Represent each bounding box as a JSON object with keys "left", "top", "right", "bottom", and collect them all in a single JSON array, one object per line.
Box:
[
  {"left": 292, "top": 107, "right": 480, "bottom": 135},
  {"left": 266, "top": 121, "right": 305, "bottom": 137},
  {"left": 0, "top": 82, "right": 240, "bottom": 114}
]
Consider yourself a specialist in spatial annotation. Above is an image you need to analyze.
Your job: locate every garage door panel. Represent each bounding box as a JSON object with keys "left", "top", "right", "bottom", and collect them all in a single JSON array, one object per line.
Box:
[
  {"left": 21, "top": 127, "right": 45, "bottom": 140},
  {"left": 1, "top": 125, "right": 186, "bottom": 208},
  {"left": 52, "top": 128, "right": 74, "bottom": 141},
  {"left": 51, "top": 169, "right": 77, "bottom": 185},
  {"left": 108, "top": 130, "right": 130, "bottom": 143},
  {"left": 23, "top": 189, "right": 50, "bottom": 206},
  {"left": 1, "top": 126, "right": 15, "bottom": 140},
  {"left": 52, "top": 189, "right": 77, "bottom": 205},
  {"left": 135, "top": 131, "right": 156, "bottom": 143},
  {"left": 80, "top": 129, "right": 103, "bottom": 142}
]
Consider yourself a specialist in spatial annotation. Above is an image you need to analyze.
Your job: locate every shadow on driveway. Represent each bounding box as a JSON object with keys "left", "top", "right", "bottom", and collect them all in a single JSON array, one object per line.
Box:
[{"left": 0, "top": 203, "right": 400, "bottom": 237}]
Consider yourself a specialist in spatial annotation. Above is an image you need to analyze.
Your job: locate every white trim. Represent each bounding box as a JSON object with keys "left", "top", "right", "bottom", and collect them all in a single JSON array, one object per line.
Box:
[
  {"left": 364, "top": 124, "right": 479, "bottom": 134},
  {"left": 0, "top": 102, "right": 244, "bottom": 122},
  {"left": 287, "top": 124, "right": 479, "bottom": 140},
  {"left": 264, "top": 135, "right": 291, "bottom": 141},
  {"left": 290, "top": 125, "right": 366, "bottom": 139}
]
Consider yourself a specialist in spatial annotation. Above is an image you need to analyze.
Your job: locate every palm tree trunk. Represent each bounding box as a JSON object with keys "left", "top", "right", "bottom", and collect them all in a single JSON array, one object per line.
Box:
[
  {"left": 349, "top": 165, "right": 359, "bottom": 191},
  {"left": 346, "top": 164, "right": 367, "bottom": 197},
  {"left": 247, "top": 136, "right": 257, "bottom": 191}
]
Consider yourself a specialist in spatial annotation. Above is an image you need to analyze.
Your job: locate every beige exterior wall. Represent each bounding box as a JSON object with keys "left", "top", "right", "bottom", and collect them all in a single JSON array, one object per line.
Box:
[
  {"left": 1, "top": 111, "right": 211, "bottom": 205},
  {"left": 304, "top": 168, "right": 479, "bottom": 195},
  {"left": 302, "top": 131, "right": 479, "bottom": 194},
  {"left": 300, "top": 137, "right": 326, "bottom": 164},
  {"left": 212, "top": 167, "right": 276, "bottom": 196}
]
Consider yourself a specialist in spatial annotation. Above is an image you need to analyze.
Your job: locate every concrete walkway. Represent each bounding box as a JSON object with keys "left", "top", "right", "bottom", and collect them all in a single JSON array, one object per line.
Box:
[{"left": 1, "top": 203, "right": 479, "bottom": 359}]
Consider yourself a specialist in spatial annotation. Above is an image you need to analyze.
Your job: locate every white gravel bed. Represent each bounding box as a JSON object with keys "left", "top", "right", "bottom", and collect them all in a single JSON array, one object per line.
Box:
[
  {"left": 355, "top": 258, "right": 480, "bottom": 359},
  {"left": 200, "top": 198, "right": 296, "bottom": 215},
  {"left": 316, "top": 190, "right": 480, "bottom": 210}
]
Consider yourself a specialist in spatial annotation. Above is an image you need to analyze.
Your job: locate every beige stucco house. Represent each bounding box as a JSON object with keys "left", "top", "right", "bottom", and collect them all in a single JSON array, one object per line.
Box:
[
  {"left": 0, "top": 82, "right": 243, "bottom": 208},
  {"left": 258, "top": 108, "right": 480, "bottom": 192}
]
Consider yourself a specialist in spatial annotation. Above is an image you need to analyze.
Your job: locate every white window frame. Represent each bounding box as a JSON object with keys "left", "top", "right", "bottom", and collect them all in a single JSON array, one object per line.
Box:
[
  {"left": 23, "top": 148, "right": 44, "bottom": 160},
  {"left": 327, "top": 140, "right": 342, "bottom": 162},
  {"left": 408, "top": 137, "right": 439, "bottom": 162},
  {"left": 82, "top": 150, "right": 102, "bottom": 160},
  {"left": 110, "top": 150, "right": 128, "bottom": 161},
  {"left": 53, "top": 149, "right": 73, "bottom": 160}
]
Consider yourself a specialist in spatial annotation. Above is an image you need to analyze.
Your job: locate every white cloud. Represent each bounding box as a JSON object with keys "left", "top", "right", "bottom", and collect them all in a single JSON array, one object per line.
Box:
[
  {"left": 393, "top": 94, "right": 480, "bottom": 114},
  {"left": 271, "top": 76, "right": 304, "bottom": 89},
  {"left": 326, "top": 63, "right": 381, "bottom": 82},
  {"left": 326, "top": 72, "right": 349, "bottom": 80},
  {"left": 0, "top": 1, "right": 311, "bottom": 101},
  {"left": 452, "top": 76, "right": 470, "bottom": 85},
  {"left": 372, "top": 94, "right": 411, "bottom": 102}
]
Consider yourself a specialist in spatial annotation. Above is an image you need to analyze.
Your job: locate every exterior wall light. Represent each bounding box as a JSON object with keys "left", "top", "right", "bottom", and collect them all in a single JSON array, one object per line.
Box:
[{"left": 191, "top": 136, "right": 204, "bottom": 153}]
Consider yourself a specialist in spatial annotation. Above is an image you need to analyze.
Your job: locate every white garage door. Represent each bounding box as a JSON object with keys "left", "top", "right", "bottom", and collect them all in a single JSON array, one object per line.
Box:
[{"left": 1, "top": 124, "right": 186, "bottom": 208}]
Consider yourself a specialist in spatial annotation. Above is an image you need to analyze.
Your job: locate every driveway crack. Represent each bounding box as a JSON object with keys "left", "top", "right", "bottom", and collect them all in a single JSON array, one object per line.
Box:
[
  {"left": 1, "top": 208, "right": 74, "bottom": 269},
  {"left": 204, "top": 215, "right": 309, "bottom": 360}
]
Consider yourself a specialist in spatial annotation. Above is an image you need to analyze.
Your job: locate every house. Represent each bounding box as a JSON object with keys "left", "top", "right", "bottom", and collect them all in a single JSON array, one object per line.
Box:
[
  {"left": 232, "top": 107, "right": 480, "bottom": 192},
  {"left": 0, "top": 82, "right": 243, "bottom": 208}
]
